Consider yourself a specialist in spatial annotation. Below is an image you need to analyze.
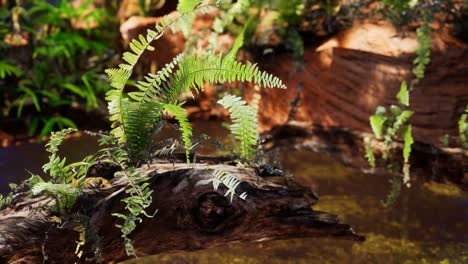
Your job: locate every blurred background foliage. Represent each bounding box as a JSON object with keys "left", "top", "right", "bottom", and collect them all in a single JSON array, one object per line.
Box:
[
  {"left": 0, "top": 0, "right": 117, "bottom": 138},
  {"left": 0, "top": 0, "right": 467, "bottom": 141}
]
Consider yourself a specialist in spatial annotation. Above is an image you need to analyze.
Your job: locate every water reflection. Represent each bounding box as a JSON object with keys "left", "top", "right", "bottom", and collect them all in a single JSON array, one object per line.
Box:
[
  {"left": 0, "top": 134, "right": 100, "bottom": 194},
  {"left": 123, "top": 149, "right": 467, "bottom": 263}
]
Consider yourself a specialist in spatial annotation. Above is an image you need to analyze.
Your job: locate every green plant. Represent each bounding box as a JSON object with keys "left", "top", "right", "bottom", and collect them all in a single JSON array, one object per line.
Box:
[
  {"left": 104, "top": 2, "right": 285, "bottom": 253},
  {"left": 364, "top": 4, "right": 436, "bottom": 206},
  {"left": 218, "top": 94, "right": 259, "bottom": 160},
  {"left": 3, "top": 0, "right": 287, "bottom": 258},
  {"left": 366, "top": 82, "right": 414, "bottom": 170},
  {"left": 211, "top": 169, "right": 248, "bottom": 202},
  {"left": 366, "top": 81, "right": 414, "bottom": 206},
  {"left": 26, "top": 128, "right": 95, "bottom": 213},
  {"left": 0, "top": 0, "right": 114, "bottom": 137},
  {"left": 458, "top": 105, "right": 468, "bottom": 148}
]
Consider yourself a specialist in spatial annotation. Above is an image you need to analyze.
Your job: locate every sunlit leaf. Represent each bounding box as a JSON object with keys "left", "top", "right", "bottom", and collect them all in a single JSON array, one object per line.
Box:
[
  {"left": 370, "top": 114, "right": 387, "bottom": 138},
  {"left": 396, "top": 81, "right": 409, "bottom": 106},
  {"left": 402, "top": 124, "right": 413, "bottom": 163}
]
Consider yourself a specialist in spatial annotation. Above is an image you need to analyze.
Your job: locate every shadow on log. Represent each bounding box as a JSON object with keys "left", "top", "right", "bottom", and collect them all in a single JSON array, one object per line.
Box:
[{"left": 0, "top": 158, "right": 364, "bottom": 263}]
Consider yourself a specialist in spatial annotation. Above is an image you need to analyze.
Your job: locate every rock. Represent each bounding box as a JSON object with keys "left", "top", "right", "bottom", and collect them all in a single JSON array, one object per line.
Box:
[
  {"left": 119, "top": 9, "right": 232, "bottom": 68},
  {"left": 246, "top": 22, "right": 468, "bottom": 145}
]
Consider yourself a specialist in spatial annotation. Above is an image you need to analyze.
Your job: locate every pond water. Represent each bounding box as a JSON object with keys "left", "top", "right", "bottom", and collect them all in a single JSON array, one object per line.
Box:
[
  {"left": 123, "top": 149, "right": 467, "bottom": 264},
  {"left": 1, "top": 121, "right": 466, "bottom": 263}
]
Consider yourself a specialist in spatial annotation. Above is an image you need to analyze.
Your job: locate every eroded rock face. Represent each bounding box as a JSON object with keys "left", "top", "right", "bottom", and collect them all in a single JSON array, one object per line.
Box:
[
  {"left": 246, "top": 23, "right": 468, "bottom": 144},
  {"left": 119, "top": 10, "right": 233, "bottom": 67},
  {"left": 119, "top": 9, "right": 467, "bottom": 145}
]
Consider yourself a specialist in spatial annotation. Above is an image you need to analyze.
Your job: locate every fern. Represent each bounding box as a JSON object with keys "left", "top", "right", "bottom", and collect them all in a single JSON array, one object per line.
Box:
[
  {"left": 396, "top": 81, "right": 409, "bottom": 106},
  {"left": 0, "top": 59, "right": 22, "bottom": 78},
  {"left": 31, "top": 181, "right": 80, "bottom": 214},
  {"left": 413, "top": 13, "right": 432, "bottom": 81},
  {"left": 211, "top": 169, "right": 247, "bottom": 202},
  {"left": 162, "top": 103, "right": 193, "bottom": 163},
  {"left": 365, "top": 138, "right": 376, "bottom": 168},
  {"left": 458, "top": 105, "right": 468, "bottom": 148},
  {"left": 366, "top": 80, "right": 414, "bottom": 197},
  {"left": 43, "top": 128, "right": 77, "bottom": 183},
  {"left": 218, "top": 94, "right": 259, "bottom": 160},
  {"left": 157, "top": 52, "right": 286, "bottom": 104},
  {"left": 106, "top": 32, "right": 285, "bottom": 165},
  {"left": 111, "top": 167, "right": 155, "bottom": 257},
  {"left": 105, "top": 2, "right": 215, "bottom": 135},
  {"left": 122, "top": 99, "right": 163, "bottom": 161}
]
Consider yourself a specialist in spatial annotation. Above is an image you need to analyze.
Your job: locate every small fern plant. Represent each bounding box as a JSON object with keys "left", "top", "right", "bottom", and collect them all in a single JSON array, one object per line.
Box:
[
  {"left": 365, "top": 10, "right": 433, "bottom": 206},
  {"left": 103, "top": 0, "right": 286, "bottom": 256},
  {"left": 26, "top": 128, "right": 97, "bottom": 214},
  {"left": 365, "top": 81, "right": 414, "bottom": 199},
  {"left": 218, "top": 94, "right": 259, "bottom": 161},
  {"left": 105, "top": 1, "right": 285, "bottom": 164}
]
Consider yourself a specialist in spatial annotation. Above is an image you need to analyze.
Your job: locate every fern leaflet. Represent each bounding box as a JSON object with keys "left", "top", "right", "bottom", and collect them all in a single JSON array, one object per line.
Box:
[
  {"left": 218, "top": 94, "right": 259, "bottom": 160},
  {"left": 162, "top": 52, "right": 286, "bottom": 104},
  {"left": 162, "top": 103, "right": 193, "bottom": 163},
  {"left": 211, "top": 169, "right": 247, "bottom": 202}
]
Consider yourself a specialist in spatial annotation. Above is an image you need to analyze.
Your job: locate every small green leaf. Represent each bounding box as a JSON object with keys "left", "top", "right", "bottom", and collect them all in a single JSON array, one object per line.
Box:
[
  {"left": 370, "top": 114, "right": 387, "bottom": 138},
  {"left": 375, "top": 106, "right": 386, "bottom": 115},
  {"left": 402, "top": 125, "right": 414, "bottom": 163},
  {"left": 365, "top": 138, "right": 376, "bottom": 168},
  {"left": 397, "top": 81, "right": 409, "bottom": 106},
  {"left": 390, "top": 105, "right": 402, "bottom": 116}
]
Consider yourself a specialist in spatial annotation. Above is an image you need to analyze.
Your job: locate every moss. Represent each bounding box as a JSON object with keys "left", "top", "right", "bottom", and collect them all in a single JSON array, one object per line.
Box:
[
  {"left": 352, "top": 233, "right": 421, "bottom": 256},
  {"left": 279, "top": 150, "right": 350, "bottom": 181},
  {"left": 421, "top": 182, "right": 464, "bottom": 197},
  {"left": 312, "top": 195, "right": 382, "bottom": 221}
]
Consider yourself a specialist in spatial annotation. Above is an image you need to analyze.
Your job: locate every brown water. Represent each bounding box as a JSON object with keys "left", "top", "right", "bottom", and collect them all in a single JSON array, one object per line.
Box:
[
  {"left": 122, "top": 149, "right": 467, "bottom": 264},
  {"left": 1, "top": 121, "right": 467, "bottom": 263}
]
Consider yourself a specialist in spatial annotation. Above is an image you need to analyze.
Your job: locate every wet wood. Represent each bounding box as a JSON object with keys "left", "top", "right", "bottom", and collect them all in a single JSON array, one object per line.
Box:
[
  {"left": 0, "top": 158, "right": 363, "bottom": 263},
  {"left": 265, "top": 121, "right": 468, "bottom": 187}
]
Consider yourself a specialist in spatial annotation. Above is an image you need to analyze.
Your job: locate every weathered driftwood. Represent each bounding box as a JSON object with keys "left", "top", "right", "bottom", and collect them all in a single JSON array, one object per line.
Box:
[
  {"left": 0, "top": 158, "right": 363, "bottom": 264},
  {"left": 265, "top": 121, "right": 468, "bottom": 187}
]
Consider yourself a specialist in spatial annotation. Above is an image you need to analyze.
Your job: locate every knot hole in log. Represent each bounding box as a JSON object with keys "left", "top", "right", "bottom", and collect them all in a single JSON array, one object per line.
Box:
[{"left": 194, "top": 192, "right": 238, "bottom": 232}]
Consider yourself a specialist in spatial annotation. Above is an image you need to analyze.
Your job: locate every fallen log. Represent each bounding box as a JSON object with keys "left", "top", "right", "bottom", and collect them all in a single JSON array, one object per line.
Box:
[{"left": 0, "top": 158, "right": 363, "bottom": 263}]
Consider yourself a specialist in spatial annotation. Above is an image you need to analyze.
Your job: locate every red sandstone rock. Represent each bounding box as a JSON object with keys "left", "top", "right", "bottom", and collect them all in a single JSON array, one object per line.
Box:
[
  {"left": 247, "top": 22, "right": 468, "bottom": 145},
  {"left": 119, "top": 10, "right": 467, "bottom": 145}
]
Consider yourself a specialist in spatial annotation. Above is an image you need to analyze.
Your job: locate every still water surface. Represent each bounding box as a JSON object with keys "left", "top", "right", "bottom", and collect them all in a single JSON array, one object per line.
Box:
[{"left": 1, "top": 121, "right": 466, "bottom": 263}]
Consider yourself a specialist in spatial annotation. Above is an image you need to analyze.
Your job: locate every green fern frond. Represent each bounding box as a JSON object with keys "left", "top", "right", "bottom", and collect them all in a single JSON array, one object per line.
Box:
[
  {"left": 162, "top": 103, "right": 193, "bottom": 163},
  {"left": 43, "top": 128, "right": 77, "bottom": 183},
  {"left": 387, "top": 109, "right": 413, "bottom": 138},
  {"left": 402, "top": 124, "right": 413, "bottom": 163},
  {"left": 218, "top": 94, "right": 259, "bottom": 160},
  {"left": 212, "top": 169, "right": 247, "bottom": 202},
  {"left": 31, "top": 181, "right": 79, "bottom": 213},
  {"left": 127, "top": 53, "right": 184, "bottom": 103},
  {"left": 45, "top": 128, "right": 77, "bottom": 154},
  {"left": 105, "top": 2, "right": 216, "bottom": 138},
  {"left": 177, "top": 0, "right": 204, "bottom": 13},
  {"left": 0, "top": 60, "right": 23, "bottom": 78},
  {"left": 122, "top": 99, "right": 163, "bottom": 161},
  {"left": 162, "top": 52, "right": 286, "bottom": 104},
  {"left": 112, "top": 167, "right": 155, "bottom": 257},
  {"left": 365, "top": 138, "right": 376, "bottom": 168}
]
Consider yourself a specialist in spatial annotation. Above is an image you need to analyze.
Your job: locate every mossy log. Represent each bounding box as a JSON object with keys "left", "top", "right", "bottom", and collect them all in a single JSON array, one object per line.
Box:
[{"left": 0, "top": 158, "right": 363, "bottom": 263}]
